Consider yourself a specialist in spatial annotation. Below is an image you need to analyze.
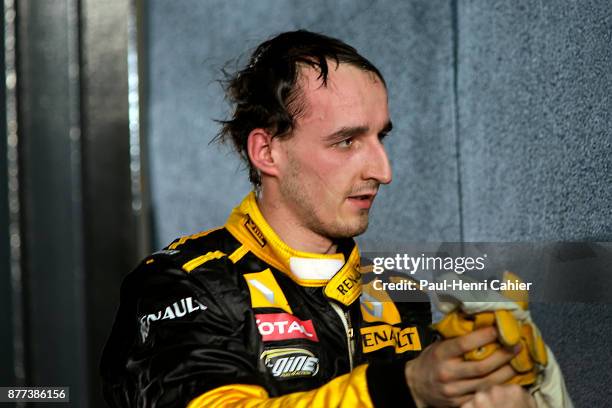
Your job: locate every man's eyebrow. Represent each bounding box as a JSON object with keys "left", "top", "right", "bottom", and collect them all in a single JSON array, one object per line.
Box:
[
  {"left": 323, "top": 120, "right": 393, "bottom": 142},
  {"left": 323, "top": 125, "right": 370, "bottom": 142}
]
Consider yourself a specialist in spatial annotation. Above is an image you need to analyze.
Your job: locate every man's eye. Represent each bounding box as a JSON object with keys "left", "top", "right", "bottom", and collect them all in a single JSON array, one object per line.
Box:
[
  {"left": 378, "top": 132, "right": 389, "bottom": 143},
  {"left": 336, "top": 138, "right": 354, "bottom": 148}
]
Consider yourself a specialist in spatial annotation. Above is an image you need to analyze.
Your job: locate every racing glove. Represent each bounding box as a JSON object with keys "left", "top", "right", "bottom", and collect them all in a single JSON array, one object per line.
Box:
[{"left": 432, "top": 271, "right": 573, "bottom": 407}]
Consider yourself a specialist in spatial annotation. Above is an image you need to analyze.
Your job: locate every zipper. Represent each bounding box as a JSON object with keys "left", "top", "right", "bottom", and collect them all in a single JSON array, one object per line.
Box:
[{"left": 329, "top": 301, "right": 354, "bottom": 371}]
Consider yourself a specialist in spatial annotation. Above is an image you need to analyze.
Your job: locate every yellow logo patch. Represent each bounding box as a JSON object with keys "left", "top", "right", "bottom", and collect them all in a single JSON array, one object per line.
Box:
[
  {"left": 324, "top": 265, "right": 361, "bottom": 306},
  {"left": 244, "top": 215, "right": 266, "bottom": 247},
  {"left": 361, "top": 324, "right": 422, "bottom": 354}
]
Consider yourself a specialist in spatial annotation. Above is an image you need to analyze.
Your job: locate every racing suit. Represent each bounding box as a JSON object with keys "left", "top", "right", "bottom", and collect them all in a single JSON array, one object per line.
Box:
[{"left": 101, "top": 192, "right": 434, "bottom": 407}]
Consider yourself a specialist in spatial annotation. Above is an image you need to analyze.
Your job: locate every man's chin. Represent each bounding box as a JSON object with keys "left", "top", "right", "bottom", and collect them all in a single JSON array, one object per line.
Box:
[
  {"left": 350, "top": 224, "right": 369, "bottom": 238},
  {"left": 330, "top": 216, "right": 369, "bottom": 239}
]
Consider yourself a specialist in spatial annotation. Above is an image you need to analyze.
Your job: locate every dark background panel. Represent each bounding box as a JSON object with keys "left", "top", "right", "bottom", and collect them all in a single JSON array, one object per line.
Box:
[
  {"left": 80, "top": 0, "right": 143, "bottom": 406},
  {"left": 1, "top": 0, "right": 140, "bottom": 407},
  {"left": 0, "top": 2, "right": 15, "bottom": 388},
  {"left": 16, "top": 0, "right": 88, "bottom": 405}
]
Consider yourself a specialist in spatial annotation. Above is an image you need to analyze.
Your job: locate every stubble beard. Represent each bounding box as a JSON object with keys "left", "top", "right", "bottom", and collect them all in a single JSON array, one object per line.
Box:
[{"left": 279, "top": 157, "right": 370, "bottom": 240}]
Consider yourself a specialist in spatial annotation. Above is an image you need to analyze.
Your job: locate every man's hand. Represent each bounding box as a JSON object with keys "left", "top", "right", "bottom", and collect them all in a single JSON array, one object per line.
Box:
[
  {"left": 461, "top": 385, "right": 537, "bottom": 408},
  {"left": 405, "top": 327, "right": 519, "bottom": 407}
]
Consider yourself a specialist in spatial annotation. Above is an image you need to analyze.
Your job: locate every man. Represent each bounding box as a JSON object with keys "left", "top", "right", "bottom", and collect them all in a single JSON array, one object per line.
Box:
[{"left": 101, "top": 30, "right": 548, "bottom": 407}]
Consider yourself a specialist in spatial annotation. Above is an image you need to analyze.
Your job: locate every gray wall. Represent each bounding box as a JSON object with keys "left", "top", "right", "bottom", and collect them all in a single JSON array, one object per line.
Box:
[
  {"left": 458, "top": 1, "right": 611, "bottom": 241},
  {"left": 145, "top": 1, "right": 612, "bottom": 406},
  {"left": 455, "top": 4, "right": 612, "bottom": 405}
]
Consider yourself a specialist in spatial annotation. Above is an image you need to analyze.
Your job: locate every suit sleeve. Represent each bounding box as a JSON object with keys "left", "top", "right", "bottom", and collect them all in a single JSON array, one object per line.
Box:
[
  {"left": 101, "top": 258, "right": 418, "bottom": 408},
  {"left": 186, "top": 360, "right": 417, "bottom": 408}
]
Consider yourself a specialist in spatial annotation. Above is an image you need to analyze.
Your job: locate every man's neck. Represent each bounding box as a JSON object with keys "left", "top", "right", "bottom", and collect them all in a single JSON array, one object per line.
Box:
[{"left": 256, "top": 192, "right": 338, "bottom": 255}]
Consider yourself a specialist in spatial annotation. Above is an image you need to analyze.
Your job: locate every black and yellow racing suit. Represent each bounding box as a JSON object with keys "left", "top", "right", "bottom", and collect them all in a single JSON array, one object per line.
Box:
[{"left": 101, "top": 192, "right": 433, "bottom": 407}]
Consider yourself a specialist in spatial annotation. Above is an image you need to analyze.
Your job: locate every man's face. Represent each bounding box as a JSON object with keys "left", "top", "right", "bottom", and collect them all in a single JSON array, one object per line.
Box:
[{"left": 274, "top": 62, "right": 393, "bottom": 240}]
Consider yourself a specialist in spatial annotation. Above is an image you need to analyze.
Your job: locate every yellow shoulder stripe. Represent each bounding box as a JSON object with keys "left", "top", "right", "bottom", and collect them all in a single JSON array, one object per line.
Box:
[
  {"left": 169, "top": 227, "right": 223, "bottom": 250},
  {"left": 182, "top": 250, "right": 226, "bottom": 272},
  {"left": 229, "top": 244, "right": 249, "bottom": 264}
]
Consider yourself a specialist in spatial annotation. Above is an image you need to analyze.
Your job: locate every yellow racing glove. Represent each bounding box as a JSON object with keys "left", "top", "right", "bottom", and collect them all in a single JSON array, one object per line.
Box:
[{"left": 431, "top": 271, "right": 573, "bottom": 407}]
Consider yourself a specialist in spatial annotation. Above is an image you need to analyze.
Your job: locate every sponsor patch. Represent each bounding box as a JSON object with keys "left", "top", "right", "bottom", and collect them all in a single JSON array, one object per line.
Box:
[
  {"left": 361, "top": 324, "right": 422, "bottom": 354},
  {"left": 139, "top": 296, "right": 207, "bottom": 341},
  {"left": 261, "top": 348, "right": 319, "bottom": 379},
  {"left": 256, "top": 313, "right": 319, "bottom": 342},
  {"left": 324, "top": 262, "right": 361, "bottom": 306},
  {"left": 244, "top": 215, "right": 266, "bottom": 247},
  {"left": 335, "top": 272, "right": 360, "bottom": 296}
]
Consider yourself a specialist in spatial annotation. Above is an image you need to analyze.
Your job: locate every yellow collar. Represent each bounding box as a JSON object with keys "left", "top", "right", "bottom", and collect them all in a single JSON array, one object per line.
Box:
[{"left": 225, "top": 192, "right": 361, "bottom": 306}]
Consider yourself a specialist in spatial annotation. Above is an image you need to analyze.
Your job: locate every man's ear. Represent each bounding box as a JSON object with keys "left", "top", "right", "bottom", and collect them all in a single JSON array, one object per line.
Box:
[{"left": 247, "top": 128, "right": 280, "bottom": 178}]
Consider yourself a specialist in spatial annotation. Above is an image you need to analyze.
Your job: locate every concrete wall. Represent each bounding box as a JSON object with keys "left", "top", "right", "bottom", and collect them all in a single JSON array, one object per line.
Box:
[
  {"left": 458, "top": 0, "right": 612, "bottom": 241},
  {"left": 455, "top": 2, "right": 612, "bottom": 405},
  {"left": 145, "top": 1, "right": 612, "bottom": 405}
]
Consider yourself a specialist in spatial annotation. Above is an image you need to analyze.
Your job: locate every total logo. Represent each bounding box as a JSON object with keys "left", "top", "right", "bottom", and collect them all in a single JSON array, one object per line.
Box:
[
  {"left": 261, "top": 348, "right": 320, "bottom": 379},
  {"left": 255, "top": 313, "right": 319, "bottom": 342}
]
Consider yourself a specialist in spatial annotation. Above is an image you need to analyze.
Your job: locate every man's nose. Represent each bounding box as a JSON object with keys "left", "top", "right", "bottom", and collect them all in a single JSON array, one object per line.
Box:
[{"left": 363, "top": 139, "right": 393, "bottom": 184}]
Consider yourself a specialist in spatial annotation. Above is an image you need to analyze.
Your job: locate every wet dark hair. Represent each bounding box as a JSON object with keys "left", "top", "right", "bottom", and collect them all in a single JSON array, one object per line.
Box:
[{"left": 215, "top": 29, "right": 385, "bottom": 186}]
